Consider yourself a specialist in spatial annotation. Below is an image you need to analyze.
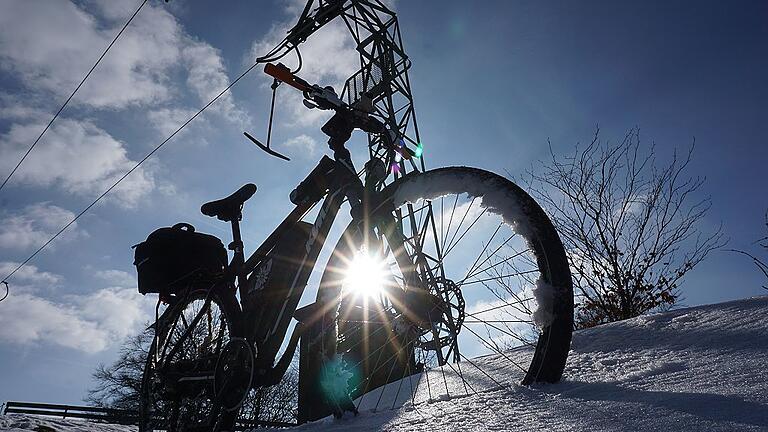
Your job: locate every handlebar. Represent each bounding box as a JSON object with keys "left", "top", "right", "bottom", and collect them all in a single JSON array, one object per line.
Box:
[
  {"left": 263, "top": 62, "right": 419, "bottom": 161},
  {"left": 266, "top": 63, "right": 348, "bottom": 111}
]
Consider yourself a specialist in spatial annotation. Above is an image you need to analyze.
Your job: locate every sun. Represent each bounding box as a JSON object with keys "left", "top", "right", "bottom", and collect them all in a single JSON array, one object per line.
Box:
[{"left": 344, "top": 251, "right": 388, "bottom": 298}]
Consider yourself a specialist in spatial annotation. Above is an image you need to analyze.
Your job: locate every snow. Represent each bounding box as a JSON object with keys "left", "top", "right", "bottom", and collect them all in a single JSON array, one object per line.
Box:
[
  {"left": 0, "top": 415, "right": 134, "bottom": 432},
  {"left": 531, "top": 279, "right": 556, "bottom": 328},
  {"left": 292, "top": 296, "right": 768, "bottom": 431},
  {"left": 392, "top": 168, "right": 536, "bottom": 244},
  {"left": 4, "top": 296, "right": 768, "bottom": 431}
]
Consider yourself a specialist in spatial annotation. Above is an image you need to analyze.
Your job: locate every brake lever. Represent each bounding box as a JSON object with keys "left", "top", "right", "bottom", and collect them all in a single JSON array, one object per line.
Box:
[
  {"left": 302, "top": 99, "right": 319, "bottom": 109},
  {"left": 306, "top": 84, "right": 344, "bottom": 111}
]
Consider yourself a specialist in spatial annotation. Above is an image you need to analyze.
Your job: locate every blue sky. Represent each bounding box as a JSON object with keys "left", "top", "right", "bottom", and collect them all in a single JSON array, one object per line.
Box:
[{"left": 0, "top": 0, "right": 766, "bottom": 405}]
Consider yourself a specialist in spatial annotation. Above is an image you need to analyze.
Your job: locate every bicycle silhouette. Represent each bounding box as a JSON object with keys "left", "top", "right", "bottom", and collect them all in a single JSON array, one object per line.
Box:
[{"left": 136, "top": 63, "right": 574, "bottom": 431}]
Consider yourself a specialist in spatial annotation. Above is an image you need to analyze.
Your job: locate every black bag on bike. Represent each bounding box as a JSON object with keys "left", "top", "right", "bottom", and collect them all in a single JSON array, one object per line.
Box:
[{"left": 133, "top": 222, "right": 228, "bottom": 295}]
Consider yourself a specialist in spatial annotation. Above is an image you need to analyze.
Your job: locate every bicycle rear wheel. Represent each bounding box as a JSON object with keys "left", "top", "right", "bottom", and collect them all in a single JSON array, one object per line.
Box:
[
  {"left": 139, "top": 286, "right": 242, "bottom": 432},
  {"left": 319, "top": 167, "right": 573, "bottom": 408}
]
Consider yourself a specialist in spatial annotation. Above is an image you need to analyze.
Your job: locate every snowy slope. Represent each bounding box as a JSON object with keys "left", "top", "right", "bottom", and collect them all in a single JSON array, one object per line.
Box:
[
  {"left": 0, "top": 415, "right": 133, "bottom": 432},
  {"left": 3, "top": 296, "right": 768, "bottom": 431},
  {"left": 298, "top": 296, "right": 768, "bottom": 431}
]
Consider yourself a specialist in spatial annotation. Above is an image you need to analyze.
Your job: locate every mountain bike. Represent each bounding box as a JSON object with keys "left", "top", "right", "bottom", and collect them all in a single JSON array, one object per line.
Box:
[{"left": 136, "top": 63, "right": 574, "bottom": 431}]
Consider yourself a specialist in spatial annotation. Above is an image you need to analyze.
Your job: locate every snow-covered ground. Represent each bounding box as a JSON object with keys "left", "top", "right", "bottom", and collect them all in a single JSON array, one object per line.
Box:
[{"left": 3, "top": 296, "right": 768, "bottom": 431}]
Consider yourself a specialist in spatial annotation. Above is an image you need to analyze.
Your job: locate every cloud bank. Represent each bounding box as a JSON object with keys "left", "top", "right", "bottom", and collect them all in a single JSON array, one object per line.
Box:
[{"left": 0, "top": 263, "right": 150, "bottom": 353}]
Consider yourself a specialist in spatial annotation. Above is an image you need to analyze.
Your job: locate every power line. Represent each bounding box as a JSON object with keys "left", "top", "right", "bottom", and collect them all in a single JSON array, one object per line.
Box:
[
  {"left": 0, "top": 0, "right": 149, "bottom": 195},
  {"left": 0, "top": 9, "right": 300, "bottom": 292},
  {"left": 0, "top": 54, "right": 275, "bottom": 288}
]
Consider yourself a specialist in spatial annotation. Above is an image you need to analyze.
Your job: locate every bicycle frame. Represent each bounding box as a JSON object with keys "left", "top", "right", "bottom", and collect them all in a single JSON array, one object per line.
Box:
[
  {"left": 239, "top": 162, "right": 350, "bottom": 342},
  {"left": 221, "top": 155, "right": 367, "bottom": 357},
  {"left": 223, "top": 150, "right": 422, "bottom": 375}
]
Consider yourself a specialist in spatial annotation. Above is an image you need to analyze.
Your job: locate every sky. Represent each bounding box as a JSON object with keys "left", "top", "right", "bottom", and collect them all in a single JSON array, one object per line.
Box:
[{"left": 0, "top": 0, "right": 766, "bottom": 406}]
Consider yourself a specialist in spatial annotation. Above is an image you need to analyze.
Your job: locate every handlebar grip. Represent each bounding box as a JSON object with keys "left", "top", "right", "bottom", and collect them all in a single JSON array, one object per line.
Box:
[{"left": 264, "top": 63, "right": 310, "bottom": 91}]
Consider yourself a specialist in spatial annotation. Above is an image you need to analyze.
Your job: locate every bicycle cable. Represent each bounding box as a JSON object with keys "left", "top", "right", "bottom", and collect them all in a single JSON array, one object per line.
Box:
[
  {"left": 292, "top": 44, "right": 303, "bottom": 74},
  {"left": 0, "top": 0, "right": 149, "bottom": 195}
]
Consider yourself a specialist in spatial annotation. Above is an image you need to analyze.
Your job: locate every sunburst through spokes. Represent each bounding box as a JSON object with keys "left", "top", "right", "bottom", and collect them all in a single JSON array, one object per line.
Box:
[{"left": 329, "top": 202, "right": 543, "bottom": 410}]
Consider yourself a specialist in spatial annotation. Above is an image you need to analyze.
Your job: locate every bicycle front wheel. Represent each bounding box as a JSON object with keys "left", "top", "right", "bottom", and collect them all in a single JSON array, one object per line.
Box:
[{"left": 319, "top": 167, "right": 573, "bottom": 406}]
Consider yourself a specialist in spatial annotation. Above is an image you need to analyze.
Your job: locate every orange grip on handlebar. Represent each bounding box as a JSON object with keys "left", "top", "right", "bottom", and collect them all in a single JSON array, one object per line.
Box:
[{"left": 264, "top": 63, "right": 310, "bottom": 91}]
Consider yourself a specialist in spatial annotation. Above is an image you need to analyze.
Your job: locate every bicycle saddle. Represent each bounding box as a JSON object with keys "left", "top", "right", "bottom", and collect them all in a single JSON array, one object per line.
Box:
[{"left": 201, "top": 183, "right": 257, "bottom": 221}]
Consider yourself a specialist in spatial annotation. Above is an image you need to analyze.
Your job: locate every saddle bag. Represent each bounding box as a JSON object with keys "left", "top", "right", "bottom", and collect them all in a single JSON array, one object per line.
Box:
[{"left": 133, "top": 222, "right": 228, "bottom": 295}]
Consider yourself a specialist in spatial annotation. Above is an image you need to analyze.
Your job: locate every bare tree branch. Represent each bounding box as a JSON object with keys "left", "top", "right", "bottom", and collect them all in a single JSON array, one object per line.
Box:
[
  {"left": 526, "top": 127, "right": 726, "bottom": 328},
  {"left": 729, "top": 210, "right": 768, "bottom": 291},
  {"left": 86, "top": 329, "right": 299, "bottom": 423}
]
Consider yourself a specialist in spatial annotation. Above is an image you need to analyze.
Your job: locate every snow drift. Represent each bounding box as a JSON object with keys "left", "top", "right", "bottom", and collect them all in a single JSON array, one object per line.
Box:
[{"left": 3, "top": 296, "right": 768, "bottom": 431}]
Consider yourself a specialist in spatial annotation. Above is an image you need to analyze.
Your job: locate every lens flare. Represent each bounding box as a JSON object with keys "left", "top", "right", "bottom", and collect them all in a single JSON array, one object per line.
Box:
[
  {"left": 413, "top": 142, "right": 424, "bottom": 158},
  {"left": 344, "top": 251, "right": 388, "bottom": 298}
]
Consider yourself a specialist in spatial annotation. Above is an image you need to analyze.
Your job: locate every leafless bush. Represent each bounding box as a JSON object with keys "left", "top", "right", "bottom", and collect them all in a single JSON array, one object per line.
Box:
[
  {"left": 527, "top": 127, "right": 726, "bottom": 328},
  {"left": 730, "top": 210, "right": 768, "bottom": 291},
  {"left": 87, "top": 329, "right": 299, "bottom": 423},
  {"left": 86, "top": 330, "right": 150, "bottom": 410},
  {"left": 239, "top": 364, "right": 299, "bottom": 423}
]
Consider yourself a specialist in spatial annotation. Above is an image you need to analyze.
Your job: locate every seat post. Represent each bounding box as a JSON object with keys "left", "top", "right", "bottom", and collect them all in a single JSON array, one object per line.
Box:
[{"left": 229, "top": 214, "right": 247, "bottom": 292}]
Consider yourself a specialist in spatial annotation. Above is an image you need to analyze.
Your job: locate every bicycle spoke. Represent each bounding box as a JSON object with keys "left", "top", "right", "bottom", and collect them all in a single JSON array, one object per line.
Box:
[
  {"left": 463, "top": 319, "right": 531, "bottom": 324},
  {"left": 439, "top": 196, "right": 444, "bottom": 252},
  {"left": 444, "top": 196, "right": 477, "bottom": 254},
  {"left": 441, "top": 194, "right": 460, "bottom": 249},
  {"left": 462, "top": 323, "right": 529, "bottom": 374},
  {"left": 141, "top": 290, "right": 232, "bottom": 431},
  {"left": 459, "top": 269, "right": 540, "bottom": 287},
  {"left": 477, "top": 279, "right": 535, "bottom": 318},
  {"left": 470, "top": 297, "right": 534, "bottom": 316},
  {"left": 462, "top": 245, "right": 528, "bottom": 284},
  {"left": 464, "top": 311, "right": 536, "bottom": 348},
  {"left": 444, "top": 207, "right": 489, "bottom": 258},
  {"left": 459, "top": 223, "right": 505, "bottom": 284},
  {"left": 444, "top": 358, "right": 471, "bottom": 396},
  {"left": 456, "top": 351, "right": 506, "bottom": 390}
]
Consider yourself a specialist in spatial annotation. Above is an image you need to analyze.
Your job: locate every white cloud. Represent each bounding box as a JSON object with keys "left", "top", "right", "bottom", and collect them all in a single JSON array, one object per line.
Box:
[
  {"left": 0, "top": 96, "right": 48, "bottom": 120},
  {"left": 85, "top": 0, "right": 144, "bottom": 21},
  {"left": 74, "top": 287, "right": 148, "bottom": 342},
  {"left": 147, "top": 107, "right": 202, "bottom": 139},
  {"left": 464, "top": 292, "right": 539, "bottom": 351},
  {"left": 182, "top": 40, "right": 248, "bottom": 125},
  {"left": 0, "top": 118, "right": 155, "bottom": 207},
  {"left": 0, "top": 263, "right": 150, "bottom": 353},
  {"left": 0, "top": 262, "right": 60, "bottom": 287},
  {"left": 0, "top": 1, "right": 252, "bottom": 208},
  {"left": 0, "top": 1, "right": 250, "bottom": 120},
  {"left": 0, "top": 262, "right": 153, "bottom": 353},
  {"left": 283, "top": 134, "right": 319, "bottom": 157},
  {"left": 0, "top": 203, "right": 84, "bottom": 251},
  {"left": 468, "top": 295, "right": 534, "bottom": 324},
  {"left": 0, "top": 0, "right": 182, "bottom": 109},
  {"left": 0, "top": 287, "right": 149, "bottom": 353},
  {"left": 94, "top": 269, "right": 137, "bottom": 287}
]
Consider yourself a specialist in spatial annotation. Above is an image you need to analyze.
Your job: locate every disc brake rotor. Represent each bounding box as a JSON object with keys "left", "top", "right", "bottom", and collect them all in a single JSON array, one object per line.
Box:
[{"left": 412, "top": 277, "right": 465, "bottom": 362}]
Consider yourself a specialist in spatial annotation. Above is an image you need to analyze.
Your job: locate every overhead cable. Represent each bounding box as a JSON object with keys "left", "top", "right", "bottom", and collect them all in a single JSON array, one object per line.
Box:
[
  {"left": 0, "top": 0, "right": 149, "bottom": 194},
  {"left": 0, "top": 44, "right": 296, "bottom": 287}
]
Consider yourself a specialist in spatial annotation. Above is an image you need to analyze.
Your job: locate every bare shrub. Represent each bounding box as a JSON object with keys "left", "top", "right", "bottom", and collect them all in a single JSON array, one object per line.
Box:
[
  {"left": 528, "top": 127, "right": 725, "bottom": 328},
  {"left": 730, "top": 210, "right": 768, "bottom": 291}
]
